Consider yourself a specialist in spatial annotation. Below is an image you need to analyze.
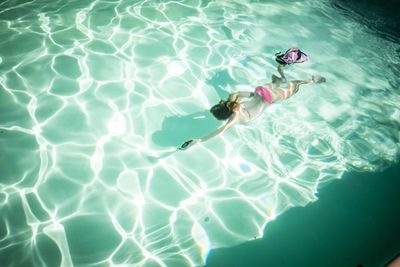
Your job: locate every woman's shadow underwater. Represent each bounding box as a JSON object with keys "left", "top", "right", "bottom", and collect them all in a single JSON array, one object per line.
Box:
[
  {"left": 152, "top": 69, "right": 237, "bottom": 148},
  {"left": 151, "top": 111, "right": 220, "bottom": 148}
]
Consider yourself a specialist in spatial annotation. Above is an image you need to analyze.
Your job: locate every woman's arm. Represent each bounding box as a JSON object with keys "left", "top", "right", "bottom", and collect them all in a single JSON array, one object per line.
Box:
[
  {"left": 200, "top": 112, "right": 239, "bottom": 142},
  {"left": 179, "top": 112, "right": 240, "bottom": 150}
]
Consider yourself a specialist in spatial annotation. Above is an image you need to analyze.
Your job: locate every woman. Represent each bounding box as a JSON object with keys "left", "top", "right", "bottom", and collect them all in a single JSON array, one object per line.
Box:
[{"left": 179, "top": 51, "right": 325, "bottom": 150}]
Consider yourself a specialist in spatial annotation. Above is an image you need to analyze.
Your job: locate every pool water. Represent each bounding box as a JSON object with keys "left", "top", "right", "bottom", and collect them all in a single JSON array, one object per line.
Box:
[{"left": 0, "top": 0, "right": 399, "bottom": 266}]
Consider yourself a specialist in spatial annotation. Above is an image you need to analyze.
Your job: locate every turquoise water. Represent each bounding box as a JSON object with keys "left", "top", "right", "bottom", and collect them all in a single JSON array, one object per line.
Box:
[
  {"left": 206, "top": 164, "right": 400, "bottom": 266},
  {"left": 0, "top": 0, "right": 399, "bottom": 266}
]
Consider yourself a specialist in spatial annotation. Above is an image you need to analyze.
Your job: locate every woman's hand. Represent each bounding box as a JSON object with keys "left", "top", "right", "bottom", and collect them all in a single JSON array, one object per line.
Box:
[{"left": 179, "top": 139, "right": 200, "bottom": 150}]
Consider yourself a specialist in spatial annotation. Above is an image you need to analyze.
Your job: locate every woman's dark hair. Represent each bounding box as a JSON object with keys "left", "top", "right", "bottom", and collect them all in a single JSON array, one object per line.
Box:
[{"left": 210, "top": 100, "right": 234, "bottom": 120}]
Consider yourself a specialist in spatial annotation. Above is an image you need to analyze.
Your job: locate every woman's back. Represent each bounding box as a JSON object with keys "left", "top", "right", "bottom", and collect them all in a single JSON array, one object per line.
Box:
[{"left": 238, "top": 95, "right": 269, "bottom": 123}]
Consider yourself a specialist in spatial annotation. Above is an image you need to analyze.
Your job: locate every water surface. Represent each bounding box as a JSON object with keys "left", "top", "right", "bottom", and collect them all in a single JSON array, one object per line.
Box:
[{"left": 0, "top": 0, "right": 399, "bottom": 266}]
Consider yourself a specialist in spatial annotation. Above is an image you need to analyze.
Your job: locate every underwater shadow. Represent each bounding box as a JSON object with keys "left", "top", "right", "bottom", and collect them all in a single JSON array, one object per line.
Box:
[
  {"left": 152, "top": 69, "right": 238, "bottom": 148},
  {"left": 152, "top": 111, "right": 221, "bottom": 148},
  {"left": 206, "top": 69, "right": 239, "bottom": 99}
]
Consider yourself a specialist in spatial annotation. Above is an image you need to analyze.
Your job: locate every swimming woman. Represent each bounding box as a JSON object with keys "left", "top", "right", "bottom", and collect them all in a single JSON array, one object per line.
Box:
[{"left": 179, "top": 49, "right": 325, "bottom": 150}]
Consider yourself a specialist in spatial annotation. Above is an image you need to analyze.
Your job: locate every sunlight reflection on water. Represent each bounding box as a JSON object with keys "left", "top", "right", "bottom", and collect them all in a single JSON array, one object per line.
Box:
[{"left": 0, "top": 0, "right": 399, "bottom": 266}]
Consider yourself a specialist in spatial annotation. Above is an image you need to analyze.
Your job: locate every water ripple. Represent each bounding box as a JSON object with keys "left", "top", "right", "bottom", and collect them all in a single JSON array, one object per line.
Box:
[{"left": 0, "top": 0, "right": 399, "bottom": 266}]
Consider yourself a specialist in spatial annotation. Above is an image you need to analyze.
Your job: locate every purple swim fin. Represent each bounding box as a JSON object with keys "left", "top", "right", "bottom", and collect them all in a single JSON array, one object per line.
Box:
[{"left": 275, "top": 47, "right": 309, "bottom": 65}]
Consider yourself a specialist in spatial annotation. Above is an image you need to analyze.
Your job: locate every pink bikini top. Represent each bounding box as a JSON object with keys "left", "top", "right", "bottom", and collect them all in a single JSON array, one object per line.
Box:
[{"left": 255, "top": 85, "right": 273, "bottom": 104}]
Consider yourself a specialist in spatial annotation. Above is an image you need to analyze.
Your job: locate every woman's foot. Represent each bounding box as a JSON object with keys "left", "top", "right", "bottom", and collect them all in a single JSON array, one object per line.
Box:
[{"left": 312, "top": 75, "right": 326, "bottom": 83}]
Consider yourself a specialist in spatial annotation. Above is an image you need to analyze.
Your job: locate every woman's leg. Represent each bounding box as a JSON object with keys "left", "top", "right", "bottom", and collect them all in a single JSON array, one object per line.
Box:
[
  {"left": 271, "top": 74, "right": 282, "bottom": 87},
  {"left": 280, "top": 75, "right": 325, "bottom": 100},
  {"left": 277, "top": 64, "right": 287, "bottom": 82}
]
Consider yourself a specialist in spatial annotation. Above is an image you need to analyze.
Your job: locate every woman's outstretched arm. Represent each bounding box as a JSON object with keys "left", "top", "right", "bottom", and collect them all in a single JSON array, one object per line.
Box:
[{"left": 179, "top": 112, "right": 240, "bottom": 150}]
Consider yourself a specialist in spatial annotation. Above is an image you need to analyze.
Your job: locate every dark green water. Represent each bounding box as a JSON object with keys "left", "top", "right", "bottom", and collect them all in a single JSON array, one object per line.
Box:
[{"left": 206, "top": 163, "right": 400, "bottom": 267}]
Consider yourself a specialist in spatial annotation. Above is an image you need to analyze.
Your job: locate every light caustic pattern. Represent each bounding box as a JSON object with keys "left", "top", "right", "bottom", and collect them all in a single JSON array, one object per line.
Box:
[{"left": 0, "top": 0, "right": 399, "bottom": 266}]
